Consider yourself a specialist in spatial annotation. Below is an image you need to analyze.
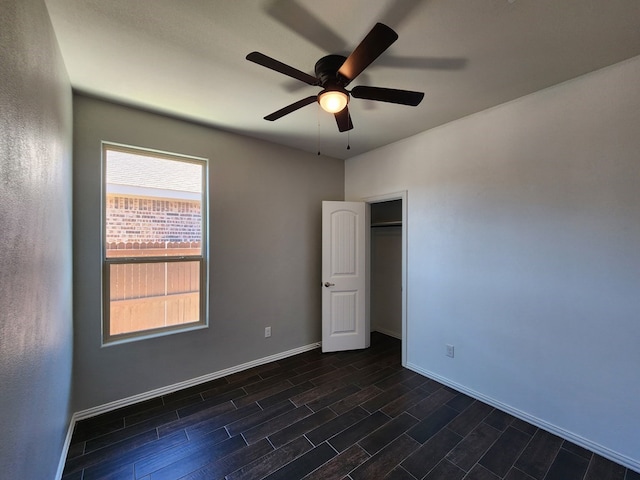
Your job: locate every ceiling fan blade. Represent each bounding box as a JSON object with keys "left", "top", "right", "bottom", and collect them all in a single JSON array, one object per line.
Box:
[
  {"left": 334, "top": 106, "right": 354, "bottom": 132},
  {"left": 246, "top": 52, "right": 318, "bottom": 86},
  {"left": 264, "top": 95, "right": 317, "bottom": 121},
  {"left": 337, "top": 23, "right": 398, "bottom": 84},
  {"left": 351, "top": 86, "right": 424, "bottom": 106}
]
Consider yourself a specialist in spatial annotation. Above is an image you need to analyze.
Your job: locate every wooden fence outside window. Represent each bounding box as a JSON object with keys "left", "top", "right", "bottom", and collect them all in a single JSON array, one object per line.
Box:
[{"left": 107, "top": 242, "right": 202, "bottom": 335}]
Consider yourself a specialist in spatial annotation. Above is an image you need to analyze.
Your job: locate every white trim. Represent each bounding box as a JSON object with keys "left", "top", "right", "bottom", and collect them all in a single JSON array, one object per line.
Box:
[
  {"left": 55, "top": 342, "right": 320, "bottom": 479},
  {"left": 101, "top": 323, "right": 208, "bottom": 348},
  {"left": 55, "top": 412, "right": 79, "bottom": 480},
  {"left": 405, "top": 362, "right": 640, "bottom": 474}
]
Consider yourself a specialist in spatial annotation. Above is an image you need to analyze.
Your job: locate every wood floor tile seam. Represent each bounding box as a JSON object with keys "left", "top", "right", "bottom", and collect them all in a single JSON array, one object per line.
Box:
[
  {"left": 355, "top": 413, "right": 419, "bottom": 457},
  {"left": 84, "top": 411, "right": 182, "bottom": 453},
  {"left": 267, "top": 409, "right": 339, "bottom": 449},
  {"left": 302, "top": 433, "right": 314, "bottom": 448},
  {"left": 584, "top": 453, "right": 598, "bottom": 480},
  {"left": 166, "top": 384, "right": 219, "bottom": 403},
  {"left": 308, "top": 373, "right": 353, "bottom": 388},
  {"left": 378, "top": 389, "right": 432, "bottom": 419},
  {"left": 224, "top": 435, "right": 315, "bottom": 480},
  {"left": 461, "top": 442, "right": 527, "bottom": 480},
  {"left": 307, "top": 367, "right": 367, "bottom": 387},
  {"left": 289, "top": 381, "right": 351, "bottom": 407},
  {"left": 304, "top": 421, "right": 364, "bottom": 450},
  {"left": 543, "top": 446, "right": 589, "bottom": 480},
  {"left": 510, "top": 465, "right": 539, "bottom": 480},
  {"left": 122, "top": 393, "right": 210, "bottom": 427},
  {"left": 239, "top": 432, "right": 249, "bottom": 449},
  {"left": 583, "top": 453, "right": 629, "bottom": 480},
  {"left": 446, "top": 403, "right": 496, "bottom": 440},
  {"left": 64, "top": 428, "right": 164, "bottom": 475},
  {"left": 508, "top": 420, "right": 538, "bottom": 438},
  {"left": 404, "top": 410, "right": 422, "bottom": 424},
  {"left": 160, "top": 378, "right": 229, "bottom": 404},
  {"left": 329, "top": 385, "right": 386, "bottom": 416},
  {"left": 542, "top": 442, "right": 572, "bottom": 480},
  {"left": 446, "top": 424, "right": 502, "bottom": 474},
  {"left": 510, "top": 426, "right": 546, "bottom": 479},
  {"left": 77, "top": 398, "right": 164, "bottom": 432},
  {"left": 477, "top": 417, "right": 515, "bottom": 444},
  {"left": 460, "top": 460, "right": 490, "bottom": 479},
  {"left": 133, "top": 432, "right": 246, "bottom": 479},
  {"left": 78, "top": 431, "right": 191, "bottom": 479},
  {"left": 329, "top": 410, "right": 392, "bottom": 453},
  {"left": 299, "top": 442, "right": 370, "bottom": 480},
  {"left": 325, "top": 439, "right": 341, "bottom": 456},
  {"left": 351, "top": 433, "right": 422, "bottom": 480},
  {"left": 231, "top": 396, "right": 264, "bottom": 410},
  {"left": 385, "top": 465, "right": 419, "bottom": 480},
  {"left": 265, "top": 434, "right": 277, "bottom": 450},
  {"left": 301, "top": 384, "right": 362, "bottom": 412},
  {"left": 226, "top": 400, "right": 296, "bottom": 438},
  {"left": 242, "top": 405, "right": 316, "bottom": 445},
  {"left": 159, "top": 401, "right": 238, "bottom": 437},
  {"left": 200, "top": 385, "right": 249, "bottom": 403},
  {"left": 478, "top": 426, "right": 533, "bottom": 477}
]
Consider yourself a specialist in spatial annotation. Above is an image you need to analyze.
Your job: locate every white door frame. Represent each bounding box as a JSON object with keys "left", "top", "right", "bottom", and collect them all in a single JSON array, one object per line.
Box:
[{"left": 363, "top": 191, "right": 408, "bottom": 367}]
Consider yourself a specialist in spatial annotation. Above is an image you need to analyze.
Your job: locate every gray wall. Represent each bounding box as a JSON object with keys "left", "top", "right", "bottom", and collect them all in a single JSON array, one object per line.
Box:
[
  {"left": 73, "top": 95, "right": 344, "bottom": 410},
  {"left": 0, "top": 0, "right": 74, "bottom": 478},
  {"left": 346, "top": 57, "right": 640, "bottom": 468}
]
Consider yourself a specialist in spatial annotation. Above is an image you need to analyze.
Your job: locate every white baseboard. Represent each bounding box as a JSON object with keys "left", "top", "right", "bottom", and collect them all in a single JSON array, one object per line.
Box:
[
  {"left": 405, "top": 362, "right": 640, "bottom": 474},
  {"left": 56, "top": 342, "right": 321, "bottom": 479},
  {"left": 55, "top": 411, "right": 80, "bottom": 480}
]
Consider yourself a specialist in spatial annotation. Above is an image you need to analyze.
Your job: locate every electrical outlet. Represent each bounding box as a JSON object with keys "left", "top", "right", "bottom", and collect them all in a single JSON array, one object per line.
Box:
[
  {"left": 446, "top": 344, "right": 455, "bottom": 358},
  {"left": 265, "top": 326, "right": 271, "bottom": 338}
]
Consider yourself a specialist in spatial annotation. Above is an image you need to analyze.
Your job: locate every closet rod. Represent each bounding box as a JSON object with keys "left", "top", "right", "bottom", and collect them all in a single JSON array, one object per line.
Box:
[{"left": 371, "top": 221, "right": 402, "bottom": 228}]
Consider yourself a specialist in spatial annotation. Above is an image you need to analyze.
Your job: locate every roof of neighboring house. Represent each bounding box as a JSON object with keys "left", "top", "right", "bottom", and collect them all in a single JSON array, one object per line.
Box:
[{"left": 106, "top": 149, "right": 202, "bottom": 193}]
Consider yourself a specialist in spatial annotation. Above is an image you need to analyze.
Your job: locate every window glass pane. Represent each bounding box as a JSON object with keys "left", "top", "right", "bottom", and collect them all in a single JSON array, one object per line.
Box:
[
  {"left": 105, "top": 149, "right": 202, "bottom": 258},
  {"left": 109, "top": 261, "right": 201, "bottom": 335}
]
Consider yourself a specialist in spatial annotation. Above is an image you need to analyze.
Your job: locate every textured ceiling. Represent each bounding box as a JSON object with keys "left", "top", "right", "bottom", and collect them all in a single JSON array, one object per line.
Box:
[{"left": 44, "top": 0, "right": 640, "bottom": 159}]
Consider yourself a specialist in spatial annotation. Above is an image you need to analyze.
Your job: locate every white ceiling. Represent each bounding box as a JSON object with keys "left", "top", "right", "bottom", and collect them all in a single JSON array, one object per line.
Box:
[{"left": 44, "top": 0, "right": 640, "bottom": 160}]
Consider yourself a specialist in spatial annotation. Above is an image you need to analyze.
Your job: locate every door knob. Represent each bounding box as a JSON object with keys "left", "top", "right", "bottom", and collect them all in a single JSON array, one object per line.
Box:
[{"left": 324, "top": 282, "right": 335, "bottom": 287}]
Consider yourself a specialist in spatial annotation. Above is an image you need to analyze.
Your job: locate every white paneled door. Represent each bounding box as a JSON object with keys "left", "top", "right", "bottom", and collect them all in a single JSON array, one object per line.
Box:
[{"left": 322, "top": 201, "right": 368, "bottom": 352}]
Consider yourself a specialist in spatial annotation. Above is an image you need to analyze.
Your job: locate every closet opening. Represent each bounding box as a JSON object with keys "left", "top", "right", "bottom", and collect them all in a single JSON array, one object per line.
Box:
[{"left": 368, "top": 195, "right": 406, "bottom": 365}]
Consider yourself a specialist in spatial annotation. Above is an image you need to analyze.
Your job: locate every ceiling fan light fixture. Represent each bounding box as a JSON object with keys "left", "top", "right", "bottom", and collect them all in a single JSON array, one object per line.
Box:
[{"left": 318, "top": 89, "right": 349, "bottom": 113}]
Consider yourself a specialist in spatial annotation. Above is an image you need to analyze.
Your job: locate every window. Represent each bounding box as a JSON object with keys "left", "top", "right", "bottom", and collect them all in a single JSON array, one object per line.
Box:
[{"left": 102, "top": 143, "right": 208, "bottom": 344}]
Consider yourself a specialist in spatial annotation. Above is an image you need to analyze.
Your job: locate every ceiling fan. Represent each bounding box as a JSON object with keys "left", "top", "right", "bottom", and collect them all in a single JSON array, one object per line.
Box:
[{"left": 246, "top": 22, "right": 424, "bottom": 132}]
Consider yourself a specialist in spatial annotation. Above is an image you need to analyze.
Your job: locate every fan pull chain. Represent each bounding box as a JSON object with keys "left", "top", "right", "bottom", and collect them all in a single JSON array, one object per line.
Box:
[
  {"left": 347, "top": 130, "right": 351, "bottom": 150},
  {"left": 317, "top": 105, "right": 321, "bottom": 155}
]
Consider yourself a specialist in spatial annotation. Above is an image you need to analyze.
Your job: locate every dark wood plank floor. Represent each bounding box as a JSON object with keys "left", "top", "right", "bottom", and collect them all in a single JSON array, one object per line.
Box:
[{"left": 63, "top": 333, "right": 638, "bottom": 480}]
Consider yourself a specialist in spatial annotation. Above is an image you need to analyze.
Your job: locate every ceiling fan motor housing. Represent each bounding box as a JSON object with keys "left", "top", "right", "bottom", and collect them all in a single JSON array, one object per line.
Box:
[{"left": 315, "top": 54, "right": 349, "bottom": 88}]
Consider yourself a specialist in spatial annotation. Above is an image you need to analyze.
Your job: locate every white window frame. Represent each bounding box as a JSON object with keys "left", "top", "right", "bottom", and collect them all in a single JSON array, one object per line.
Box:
[{"left": 102, "top": 142, "right": 209, "bottom": 345}]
